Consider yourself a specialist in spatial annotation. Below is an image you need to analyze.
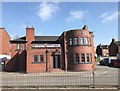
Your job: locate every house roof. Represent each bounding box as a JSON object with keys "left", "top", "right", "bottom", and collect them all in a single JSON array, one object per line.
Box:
[
  {"left": 100, "top": 45, "right": 109, "bottom": 49},
  {"left": 35, "top": 36, "right": 59, "bottom": 41},
  {"left": 10, "top": 36, "right": 27, "bottom": 43},
  {"left": 114, "top": 41, "right": 120, "bottom": 46},
  {"left": 10, "top": 36, "right": 60, "bottom": 43}
]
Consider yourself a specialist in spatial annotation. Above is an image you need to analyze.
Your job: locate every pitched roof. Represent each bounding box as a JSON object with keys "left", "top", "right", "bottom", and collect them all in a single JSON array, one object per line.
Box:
[
  {"left": 10, "top": 36, "right": 60, "bottom": 43},
  {"left": 114, "top": 41, "right": 120, "bottom": 46},
  {"left": 100, "top": 45, "right": 109, "bottom": 49},
  {"left": 98, "top": 44, "right": 109, "bottom": 49},
  {"left": 35, "top": 36, "right": 59, "bottom": 41}
]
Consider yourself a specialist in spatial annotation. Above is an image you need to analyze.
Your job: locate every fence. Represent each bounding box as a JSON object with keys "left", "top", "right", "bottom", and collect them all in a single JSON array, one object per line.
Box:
[{"left": 1, "top": 71, "right": 119, "bottom": 88}]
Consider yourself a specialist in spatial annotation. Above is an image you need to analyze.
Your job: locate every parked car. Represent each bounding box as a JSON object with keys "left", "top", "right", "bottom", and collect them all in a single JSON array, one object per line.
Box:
[
  {"left": 108, "top": 59, "right": 116, "bottom": 67},
  {"left": 99, "top": 58, "right": 111, "bottom": 66},
  {"left": 114, "top": 59, "right": 120, "bottom": 68}
]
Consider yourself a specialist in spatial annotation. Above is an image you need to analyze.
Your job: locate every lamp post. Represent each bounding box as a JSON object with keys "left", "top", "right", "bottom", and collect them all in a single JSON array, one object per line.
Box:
[{"left": 45, "top": 50, "right": 49, "bottom": 72}]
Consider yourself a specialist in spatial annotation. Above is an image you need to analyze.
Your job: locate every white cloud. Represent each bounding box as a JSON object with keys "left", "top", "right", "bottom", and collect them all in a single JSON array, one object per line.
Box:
[
  {"left": 99, "top": 12, "right": 109, "bottom": 18},
  {"left": 99, "top": 11, "right": 118, "bottom": 23},
  {"left": 37, "top": 2, "right": 59, "bottom": 21},
  {"left": 66, "top": 10, "right": 87, "bottom": 22}
]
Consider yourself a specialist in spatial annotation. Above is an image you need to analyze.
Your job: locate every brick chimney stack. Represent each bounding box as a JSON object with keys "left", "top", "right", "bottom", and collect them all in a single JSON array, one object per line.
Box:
[{"left": 26, "top": 26, "right": 34, "bottom": 44}]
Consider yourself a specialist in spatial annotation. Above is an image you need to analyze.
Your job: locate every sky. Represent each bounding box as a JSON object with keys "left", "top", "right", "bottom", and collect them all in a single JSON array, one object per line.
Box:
[{"left": 2, "top": 2, "right": 118, "bottom": 47}]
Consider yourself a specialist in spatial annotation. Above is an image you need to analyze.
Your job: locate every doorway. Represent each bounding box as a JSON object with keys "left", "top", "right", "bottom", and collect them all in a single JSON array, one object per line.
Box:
[{"left": 53, "top": 55, "right": 60, "bottom": 68}]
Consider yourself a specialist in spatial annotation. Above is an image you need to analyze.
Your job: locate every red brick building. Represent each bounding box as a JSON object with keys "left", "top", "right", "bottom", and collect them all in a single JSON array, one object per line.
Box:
[
  {"left": 0, "top": 28, "right": 11, "bottom": 55},
  {"left": 6, "top": 25, "right": 95, "bottom": 73},
  {"left": 96, "top": 44, "right": 109, "bottom": 57},
  {"left": 109, "top": 39, "right": 120, "bottom": 57}
]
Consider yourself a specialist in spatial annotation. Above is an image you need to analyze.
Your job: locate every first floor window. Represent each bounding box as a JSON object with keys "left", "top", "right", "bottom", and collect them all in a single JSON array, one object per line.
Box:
[
  {"left": 80, "top": 37, "right": 84, "bottom": 45},
  {"left": 69, "top": 38, "right": 72, "bottom": 45},
  {"left": 74, "top": 37, "right": 78, "bottom": 45},
  {"left": 81, "top": 54, "right": 85, "bottom": 62},
  {"left": 86, "top": 53, "right": 90, "bottom": 62},
  {"left": 40, "top": 55, "right": 44, "bottom": 62},
  {"left": 34, "top": 55, "right": 38, "bottom": 62},
  {"left": 16, "top": 44, "right": 20, "bottom": 50},
  {"left": 85, "top": 37, "right": 89, "bottom": 45},
  {"left": 75, "top": 53, "right": 80, "bottom": 63}
]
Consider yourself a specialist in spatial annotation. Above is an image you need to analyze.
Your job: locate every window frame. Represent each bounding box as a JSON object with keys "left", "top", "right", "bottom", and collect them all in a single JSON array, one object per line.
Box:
[
  {"left": 40, "top": 55, "right": 44, "bottom": 62},
  {"left": 74, "top": 37, "right": 78, "bottom": 45},
  {"left": 34, "top": 55, "right": 38, "bottom": 62},
  {"left": 81, "top": 53, "right": 85, "bottom": 63},
  {"left": 16, "top": 43, "right": 21, "bottom": 50},
  {"left": 86, "top": 53, "right": 90, "bottom": 62},
  {"left": 80, "top": 37, "right": 84, "bottom": 45},
  {"left": 69, "top": 38, "right": 73, "bottom": 46},
  {"left": 85, "top": 37, "right": 89, "bottom": 45},
  {"left": 75, "top": 53, "right": 80, "bottom": 63}
]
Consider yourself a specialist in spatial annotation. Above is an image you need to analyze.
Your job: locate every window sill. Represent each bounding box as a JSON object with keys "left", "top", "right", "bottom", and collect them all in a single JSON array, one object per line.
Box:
[
  {"left": 68, "top": 45, "right": 91, "bottom": 47},
  {"left": 31, "top": 62, "right": 45, "bottom": 64},
  {"left": 74, "top": 62, "right": 92, "bottom": 64}
]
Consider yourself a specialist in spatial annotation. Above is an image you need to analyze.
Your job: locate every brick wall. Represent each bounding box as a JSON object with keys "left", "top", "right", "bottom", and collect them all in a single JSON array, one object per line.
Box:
[
  {"left": 65, "top": 26, "right": 95, "bottom": 71},
  {"left": 109, "top": 43, "right": 118, "bottom": 56},
  {"left": 5, "top": 43, "right": 26, "bottom": 72},
  {"left": 0, "top": 28, "right": 11, "bottom": 55},
  {"left": 26, "top": 48, "right": 62, "bottom": 73}
]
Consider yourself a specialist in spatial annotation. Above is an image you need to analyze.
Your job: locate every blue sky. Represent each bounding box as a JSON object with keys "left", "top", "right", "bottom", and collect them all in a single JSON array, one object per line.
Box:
[{"left": 2, "top": 2, "right": 118, "bottom": 47}]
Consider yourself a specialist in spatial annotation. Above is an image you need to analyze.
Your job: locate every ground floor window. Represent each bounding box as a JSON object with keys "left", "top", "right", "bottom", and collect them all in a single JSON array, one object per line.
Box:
[
  {"left": 34, "top": 55, "right": 38, "bottom": 62},
  {"left": 40, "top": 55, "right": 44, "bottom": 62},
  {"left": 72, "top": 53, "right": 92, "bottom": 64},
  {"left": 86, "top": 53, "right": 90, "bottom": 62},
  {"left": 81, "top": 54, "right": 85, "bottom": 62},
  {"left": 75, "top": 53, "right": 80, "bottom": 63}
]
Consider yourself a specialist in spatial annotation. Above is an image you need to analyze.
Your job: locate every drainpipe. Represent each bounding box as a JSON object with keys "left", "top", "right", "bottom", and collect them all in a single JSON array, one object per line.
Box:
[
  {"left": 45, "top": 50, "right": 49, "bottom": 72},
  {"left": 64, "top": 32, "right": 67, "bottom": 72}
]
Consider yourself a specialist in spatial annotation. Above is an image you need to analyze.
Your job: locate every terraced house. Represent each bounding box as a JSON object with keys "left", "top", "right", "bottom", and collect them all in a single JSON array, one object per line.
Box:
[{"left": 5, "top": 25, "right": 95, "bottom": 73}]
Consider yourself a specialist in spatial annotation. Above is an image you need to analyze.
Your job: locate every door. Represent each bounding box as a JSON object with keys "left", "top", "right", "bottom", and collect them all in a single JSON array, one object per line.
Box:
[{"left": 53, "top": 55, "right": 60, "bottom": 68}]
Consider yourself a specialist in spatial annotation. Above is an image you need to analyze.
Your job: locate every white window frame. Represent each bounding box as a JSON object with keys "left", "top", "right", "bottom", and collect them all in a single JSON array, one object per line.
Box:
[
  {"left": 74, "top": 37, "right": 78, "bottom": 45},
  {"left": 80, "top": 37, "right": 84, "bottom": 45},
  {"left": 69, "top": 38, "right": 72, "bottom": 45},
  {"left": 16, "top": 44, "right": 20, "bottom": 50},
  {"left": 85, "top": 37, "right": 89, "bottom": 45}
]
